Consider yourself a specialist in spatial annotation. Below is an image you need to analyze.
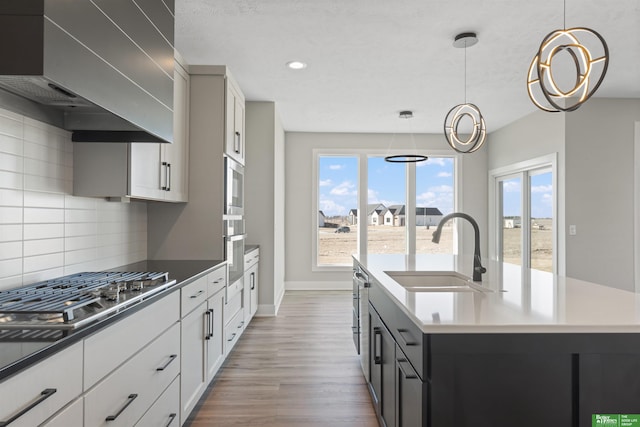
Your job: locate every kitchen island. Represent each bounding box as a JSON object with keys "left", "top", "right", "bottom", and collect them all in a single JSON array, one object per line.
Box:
[{"left": 354, "top": 254, "right": 640, "bottom": 427}]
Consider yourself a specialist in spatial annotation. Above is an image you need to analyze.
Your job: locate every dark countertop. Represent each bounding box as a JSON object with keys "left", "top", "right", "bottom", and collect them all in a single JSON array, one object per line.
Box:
[
  {"left": 0, "top": 259, "right": 225, "bottom": 383},
  {"left": 245, "top": 244, "right": 259, "bottom": 254}
]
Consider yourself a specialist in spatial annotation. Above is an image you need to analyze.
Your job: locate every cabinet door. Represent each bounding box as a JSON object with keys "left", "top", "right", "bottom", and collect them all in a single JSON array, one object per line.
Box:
[
  {"left": 369, "top": 306, "right": 396, "bottom": 427},
  {"left": 180, "top": 301, "right": 207, "bottom": 421},
  {"left": 163, "top": 58, "right": 189, "bottom": 202},
  {"left": 233, "top": 94, "right": 245, "bottom": 164},
  {"left": 225, "top": 83, "right": 244, "bottom": 165},
  {"left": 41, "top": 397, "right": 83, "bottom": 427},
  {"left": 129, "top": 143, "right": 163, "bottom": 200},
  {"left": 206, "top": 290, "right": 225, "bottom": 382},
  {"left": 395, "top": 345, "right": 424, "bottom": 427},
  {"left": 249, "top": 263, "right": 258, "bottom": 317}
]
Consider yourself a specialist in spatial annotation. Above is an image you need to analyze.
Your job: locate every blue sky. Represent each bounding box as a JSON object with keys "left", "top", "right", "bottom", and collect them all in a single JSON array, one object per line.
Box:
[
  {"left": 318, "top": 156, "right": 455, "bottom": 216},
  {"left": 319, "top": 156, "right": 553, "bottom": 219}
]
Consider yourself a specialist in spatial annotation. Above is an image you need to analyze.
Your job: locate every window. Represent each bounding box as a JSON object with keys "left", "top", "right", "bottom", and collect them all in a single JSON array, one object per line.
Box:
[
  {"left": 490, "top": 155, "right": 556, "bottom": 273},
  {"left": 314, "top": 151, "right": 456, "bottom": 268}
]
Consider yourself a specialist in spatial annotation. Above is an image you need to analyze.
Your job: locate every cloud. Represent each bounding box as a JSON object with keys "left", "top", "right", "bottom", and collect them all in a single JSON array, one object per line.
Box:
[
  {"left": 319, "top": 179, "right": 332, "bottom": 187},
  {"left": 329, "top": 164, "right": 344, "bottom": 170},
  {"left": 368, "top": 188, "right": 380, "bottom": 203},
  {"left": 319, "top": 199, "right": 346, "bottom": 216},
  {"left": 416, "top": 157, "right": 451, "bottom": 167},
  {"left": 330, "top": 180, "right": 357, "bottom": 196},
  {"left": 531, "top": 184, "right": 552, "bottom": 194},
  {"left": 417, "top": 185, "right": 454, "bottom": 214},
  {"left": 437, "top": 171, "right": 452, "bottom": 178},
  {"left": 502, "top": 180, "right": 521, "bottom": 192}
]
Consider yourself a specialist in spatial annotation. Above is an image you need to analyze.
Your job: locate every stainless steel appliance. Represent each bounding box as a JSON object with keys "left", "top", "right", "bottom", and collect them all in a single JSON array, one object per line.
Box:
[
  {"left": 224, "top": 157, "right": 245, "bottom": 216},
  {"left": 0, "top": 271, "right": 175, "bottom": 331},
  {"left": 353, "top": 265, "right": 370, "bottom": 381},
  {"left": 224, "top": 218, "right": 246, "bottom": 295}
]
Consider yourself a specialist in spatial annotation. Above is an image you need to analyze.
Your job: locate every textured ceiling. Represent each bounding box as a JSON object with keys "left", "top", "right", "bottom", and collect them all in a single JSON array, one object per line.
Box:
[{"left": 175, "top": 0, "right": 640, "bottom": 133}]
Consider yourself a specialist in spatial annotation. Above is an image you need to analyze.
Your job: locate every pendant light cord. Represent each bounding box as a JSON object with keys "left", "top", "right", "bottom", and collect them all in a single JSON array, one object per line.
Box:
[
  {"left": 464, "top": 41, "right": 467, "bottom": 104},
  {"left": 563, "top": 0, "right": 566, "bottom": 29}
]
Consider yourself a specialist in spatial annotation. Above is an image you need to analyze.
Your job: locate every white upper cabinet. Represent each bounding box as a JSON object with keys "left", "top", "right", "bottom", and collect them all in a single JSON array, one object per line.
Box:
[
  {"left": 224, "top": 77, "right": 245, "bottom": 165},
  {"left": 73, "top": 52, "right": 190, "bottom": 203}
]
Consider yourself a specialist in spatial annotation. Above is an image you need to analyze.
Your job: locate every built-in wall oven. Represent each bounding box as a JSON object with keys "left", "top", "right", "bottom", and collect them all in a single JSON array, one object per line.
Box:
[
  {"left": 224, "top": 218, "right": 245, "bottom": 292},
  {"left": 224, "top": 156, "right": 244, "bottom": 216},
  {"left": 353, "top": 264, "right": 370, "bottom": 381}
]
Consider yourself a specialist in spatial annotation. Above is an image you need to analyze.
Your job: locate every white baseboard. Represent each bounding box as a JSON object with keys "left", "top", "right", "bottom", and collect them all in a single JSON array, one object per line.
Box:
[
  {"left": 285, "top": 280, "right": 352, "bottom": 291},
  {"left": 255, "top": 304, "right": 276, "bottom": 317}
]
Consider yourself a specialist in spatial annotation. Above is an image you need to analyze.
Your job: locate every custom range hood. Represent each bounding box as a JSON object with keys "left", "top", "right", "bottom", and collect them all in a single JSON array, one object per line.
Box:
[{"left": 0, "top": 0, "right": 175, "bottom": 143}]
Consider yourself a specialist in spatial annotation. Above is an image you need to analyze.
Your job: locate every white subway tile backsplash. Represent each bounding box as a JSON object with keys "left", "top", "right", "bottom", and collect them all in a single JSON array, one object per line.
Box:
[
  {"left": 0, "top": 224, "right": 22, "bottom": 242},
  {"left": 23, "top": 252, "right": 65, "bottom": 273},
  {"left": 24, "top": 223, "right": 64, "bottom": 240},
  {"left": 0, "top": 170, "right": 23, "bottom": 190},
  {"left": 0, "top": 241, "right": 22, "bottom": 260},
  {"left": 0, "top": 152, "right": 23, "bottom": 173},
  {"left": 0, "top": 189, "right": 22, "bottom": 206},
  {"left": 0, "top": 108, "right": 147, "bottom": 289},
  {"left": 24, "top": 191, "right": 64, "bottom": 209},
  {"left": 0, "top": 206, "right": 22, "bottom": 223},
  {"left": 23, "top": 238, "right": 64, "bottom": 257},
  {"left": 24, "top": 207, "right": 64, "bottom": 224}
]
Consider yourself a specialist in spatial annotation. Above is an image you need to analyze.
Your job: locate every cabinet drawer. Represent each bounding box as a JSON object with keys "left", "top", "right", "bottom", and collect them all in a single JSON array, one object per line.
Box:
[
  {"left": 0, "top": 341, "right": 82, "bottom": 427},
  {"left": 208, "top": 265, "right": 226, "bottom": 297},
  {"left": 41, "top": 397, "right": 83, "bottom": 427},
  {"left": 244, "top": 248, "right": 259, "bottom": 269},
  {"left": 224, "top": 291, "right": 242, "bottom": 325},
  {"left": 135, "top": 374, "right": 180, "bottom": 427},
  {"left": 84, "top": 291, "right": 180, "bottom": 389},
  {"left": 226, "top": 277, "right": 243, "bottom": 303},
  {"left": 225, "top": 308, "right": 244, "bottom": 354},
  {"left": 181, "top": 275, "right": 208, "bottom": 317},
  {"left": 85, "top": 322, "right": 180, "bottom": 427}
]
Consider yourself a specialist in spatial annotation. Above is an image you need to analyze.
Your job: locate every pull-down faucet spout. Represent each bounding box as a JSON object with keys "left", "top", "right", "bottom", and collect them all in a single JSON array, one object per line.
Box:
[{"left": 432, "top": 212, "right": 486, "bottom": 282}]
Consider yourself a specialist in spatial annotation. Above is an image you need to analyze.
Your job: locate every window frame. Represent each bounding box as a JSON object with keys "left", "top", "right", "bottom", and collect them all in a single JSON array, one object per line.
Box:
[{"left": 312, "top": 148, "right": 457, "bottom": 271}]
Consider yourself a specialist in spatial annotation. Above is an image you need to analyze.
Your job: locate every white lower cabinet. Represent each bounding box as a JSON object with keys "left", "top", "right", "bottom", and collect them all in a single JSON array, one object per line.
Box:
[
  {"left": 0, "top": 342, "right": 83, "bottom": 427},
  {"left": 135, "top": 375, "right": 180, "bottom": 427},
  {"left": 41, "top": 397, "right": 83, "bottom": 427},
  {"left": 180, "top": 266, "right": 227, "bottom": 422},
  {"left": 84, "top": 322, "right": 180, "bottom": 426}
]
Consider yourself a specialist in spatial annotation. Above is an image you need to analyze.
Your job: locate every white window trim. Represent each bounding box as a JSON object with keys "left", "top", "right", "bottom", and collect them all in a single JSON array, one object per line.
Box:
[
  {"left": 488, "top": 153, "right": 558, "bottom": 274},
  {"left": 312, "top": 148, "right": 457, "bottom": 271}
]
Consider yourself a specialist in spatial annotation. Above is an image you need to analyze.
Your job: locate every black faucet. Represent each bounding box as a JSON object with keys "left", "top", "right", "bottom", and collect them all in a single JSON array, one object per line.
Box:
[{"left": 432, "top": 212, "right": 486, "bottom": 282}]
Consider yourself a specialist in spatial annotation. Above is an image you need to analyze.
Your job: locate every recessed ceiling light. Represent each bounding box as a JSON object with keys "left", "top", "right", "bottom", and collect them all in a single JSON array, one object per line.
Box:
[{"left": 286, "top": 61, "right": 307, "bottom": 70}]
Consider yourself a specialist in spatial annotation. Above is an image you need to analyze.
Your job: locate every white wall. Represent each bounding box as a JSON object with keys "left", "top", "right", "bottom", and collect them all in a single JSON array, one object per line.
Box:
[
  {"left": 245, "top": 102, "right": 286, "bottom": 315},
  {"left": 284, "top": 132, "right": 488, "bottom": 288},
  {"left": 0, "top": 107, "right": 147, "bottom": 291},
  {"left": 565, "top": 98, "right": 640, "bottom": 290}
]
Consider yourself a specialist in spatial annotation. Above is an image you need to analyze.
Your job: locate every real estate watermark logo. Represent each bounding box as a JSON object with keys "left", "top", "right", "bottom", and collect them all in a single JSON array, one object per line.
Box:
[{"left": 593, "top": 414, "right": 640, "bottom": 427}]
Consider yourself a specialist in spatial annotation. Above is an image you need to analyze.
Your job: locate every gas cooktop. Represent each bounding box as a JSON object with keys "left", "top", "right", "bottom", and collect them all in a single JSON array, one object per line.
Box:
[{"left": 0, "top": 271, "right": 176, "bottom": 331}]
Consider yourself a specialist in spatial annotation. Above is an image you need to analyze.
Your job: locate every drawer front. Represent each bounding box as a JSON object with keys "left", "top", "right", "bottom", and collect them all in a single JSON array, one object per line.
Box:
[
  {"left": 41, "top": 397, "right": 83, "bottom": 427},
  {"left": 135, "top": 375, "right": 180, "bottom": 427},
  {"left": 181, "top": 275, "right": 208, "bottom": 317},
  {"left": 85, "top": 322, "right": 181, "bottom": 427},
  {"left": 224, "top": 290, "right": 242, "bottom": 325},
  {"left": 224, "top": 308, "right": 244, "bottom": 355},
  {"left": 226, "top": 277, "right": 243, "bottom": 303},
  {"left": 0, "top": 341, "right": 82, "bottom": 427},
  {"left": 208, "top": 265, "right": 227, "bottom": 297},
  {"left": 244, "top": 248, "right": 259, "bottom": 269},
  {"left": 84, "top": 291, "right": 180, "bottom": 389}
]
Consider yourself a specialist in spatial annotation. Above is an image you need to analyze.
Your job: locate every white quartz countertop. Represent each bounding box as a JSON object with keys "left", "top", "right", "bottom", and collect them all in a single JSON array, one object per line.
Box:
[{"left": 354, "top": 254, "right": 640, "bottom": 333}]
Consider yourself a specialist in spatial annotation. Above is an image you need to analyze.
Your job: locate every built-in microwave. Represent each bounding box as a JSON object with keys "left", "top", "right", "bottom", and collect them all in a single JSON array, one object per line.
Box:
[{"left": 224, "top": 156, "right": 244, "bottom": 216}]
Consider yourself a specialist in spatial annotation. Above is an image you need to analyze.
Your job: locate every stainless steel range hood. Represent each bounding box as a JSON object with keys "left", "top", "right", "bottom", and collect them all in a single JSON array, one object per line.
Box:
[{"left": 0, "top": 0, "right": 175, "bottom": 143}]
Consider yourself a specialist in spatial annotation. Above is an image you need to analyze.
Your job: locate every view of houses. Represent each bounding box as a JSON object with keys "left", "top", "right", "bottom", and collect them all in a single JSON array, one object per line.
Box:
[{"left": 334, "top": 204, "right": 444, "bottom": 227}]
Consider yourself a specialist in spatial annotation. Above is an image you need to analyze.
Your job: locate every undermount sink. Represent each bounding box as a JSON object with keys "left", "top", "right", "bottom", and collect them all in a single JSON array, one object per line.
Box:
[{"left": 384, "top": 271, "right": 491, "bottom": 293}]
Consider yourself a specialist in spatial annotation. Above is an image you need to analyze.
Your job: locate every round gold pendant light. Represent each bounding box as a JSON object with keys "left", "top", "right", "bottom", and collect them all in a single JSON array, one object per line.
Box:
[
  {"left": 443, "top": 32, "right": 487, "bottom": 154},
  {"left": 527, "top": 1, "right": 609, "bottom": 112}
]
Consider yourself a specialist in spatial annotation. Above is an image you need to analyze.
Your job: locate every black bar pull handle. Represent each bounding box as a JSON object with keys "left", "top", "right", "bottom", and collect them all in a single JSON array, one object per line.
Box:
[
  {"left": 0, "top": 388, "right": 57, "bottom": 426},
  {"left": 208, "top": 308, "right": 214, "bottom": 339},
  {"left": 166, "top": 413, "right": 177, "bottom": 426},
  {"left": 190, "top": 289, "right": 204, "bottom": 299},
  {"left": 156, "top": 354, "right": 177, "bottom": 371},
  {"left": 204, "top": 310, "right": 211, "bottom": 340},
  {"left": 166, "top": 163, "right": 171, "bottom": 191},
  {"left": 234, "top": 131, "right": 241, "bottom": 153},
  {"left": 106, "top": 393, "right": 138, "bottom": 421},
  {"left": 227, "top": 332, "right": 236, "bottom": 342},
  {"left": 373, "top": 327, "right": 382, "bottom": 365},
  {"left": 250, "top": 272, "right": 255, "bottom": 290},
  {"left": 397, "top": 358, "right": 418, "bottom": 379},
  {"left": 397, "top": 328, "right": 418, "bottom": 346},
  {"left": 161, "top": 161, "right": 168, "bottom": 190}
]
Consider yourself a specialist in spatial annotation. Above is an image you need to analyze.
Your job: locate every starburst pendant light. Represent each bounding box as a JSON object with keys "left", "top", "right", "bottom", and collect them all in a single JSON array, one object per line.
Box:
[
  {"left": 384, "top": 110, "right": 428, "bottom": 163},
  {"left": 527, "top": 0, "right": 609, "bottom": 112},
  {"left": 443, "top": 32, "right": 487, "bottom": 154}
]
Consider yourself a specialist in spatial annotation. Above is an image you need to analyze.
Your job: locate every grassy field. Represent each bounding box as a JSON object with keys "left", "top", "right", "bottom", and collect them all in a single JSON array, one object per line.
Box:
[{"left": 318, "top": 219, "right": 552, "bottom": 272}]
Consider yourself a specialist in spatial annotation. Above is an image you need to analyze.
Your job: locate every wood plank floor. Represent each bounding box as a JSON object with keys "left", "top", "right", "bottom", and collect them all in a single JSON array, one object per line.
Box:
[{"left": 185, "top": 291, "right": 379, "bottom": 426}]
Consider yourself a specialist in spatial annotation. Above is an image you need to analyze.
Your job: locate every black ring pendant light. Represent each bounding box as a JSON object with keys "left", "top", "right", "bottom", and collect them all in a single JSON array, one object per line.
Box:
[
  {"left": 443, "top": 32, "right": 487, "bottom": 154},
  {"left": 527, "top": 0, "right": 609, "bottom": 112},
  {"left": 384, "top": 110, "right": 428, "bottom": 163}
]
